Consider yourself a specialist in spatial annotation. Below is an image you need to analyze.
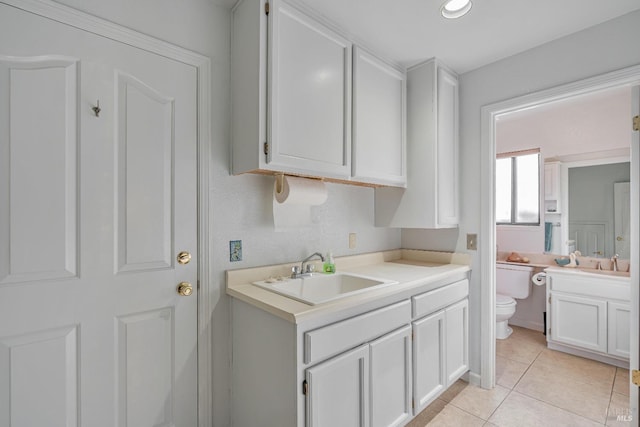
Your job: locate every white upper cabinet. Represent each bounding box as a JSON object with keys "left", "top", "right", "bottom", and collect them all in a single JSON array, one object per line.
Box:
[
  {"left": 232, "top": 0, "right": 352, "bottom": 180},
  {"left": 352, "top": 47, "right": 406, "bottom": 187},
  {"left": 232, "top": 0, "right": 407, "bottom": 186},
  {"left": 544, "top": 161, "right": 561, "bottom": 213},
  {"left": 375, "top": 58, "right": 459, "bottom": 228}
]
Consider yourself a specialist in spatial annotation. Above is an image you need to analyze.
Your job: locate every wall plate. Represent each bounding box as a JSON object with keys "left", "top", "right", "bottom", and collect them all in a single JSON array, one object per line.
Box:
[
  {"left": 230, "top": 240, "right": 242, "bottom": 262},
  {"left": 467, "top": 234, "right": 477, "bottom": 251}
]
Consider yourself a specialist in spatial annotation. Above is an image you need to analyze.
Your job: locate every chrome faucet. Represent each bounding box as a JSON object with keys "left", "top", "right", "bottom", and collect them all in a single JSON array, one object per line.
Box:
[
  {"left": 611, "top": 254, "right": 619, "bottom": 272},
  {"left": 291, "top": 252, "right": 325, "bottom": 278}
]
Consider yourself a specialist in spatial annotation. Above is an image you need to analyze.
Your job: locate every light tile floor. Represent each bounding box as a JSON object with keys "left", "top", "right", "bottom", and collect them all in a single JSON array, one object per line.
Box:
[{"left": 407, "top": 325, "right": 632, "bottom": 427}]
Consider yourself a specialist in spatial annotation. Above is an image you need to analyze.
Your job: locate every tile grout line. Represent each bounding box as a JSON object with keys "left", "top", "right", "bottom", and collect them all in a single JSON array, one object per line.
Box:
[
  {"left": 499, "top": 329, "right": 611, "bottom": 425},
  {"left": 507, "top": 344, "right": 611, "bottom": 425}
]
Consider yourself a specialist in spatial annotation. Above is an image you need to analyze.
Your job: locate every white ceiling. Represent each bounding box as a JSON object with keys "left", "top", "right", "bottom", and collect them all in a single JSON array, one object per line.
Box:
[{"left": 238, "top": 0, "right": 640, "bottom": 73}]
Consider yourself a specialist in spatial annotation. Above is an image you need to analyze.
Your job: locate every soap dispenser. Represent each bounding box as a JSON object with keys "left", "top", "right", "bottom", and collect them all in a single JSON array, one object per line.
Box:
[{"left": 323, "top": 251, "right": 335, "bottom": 273}]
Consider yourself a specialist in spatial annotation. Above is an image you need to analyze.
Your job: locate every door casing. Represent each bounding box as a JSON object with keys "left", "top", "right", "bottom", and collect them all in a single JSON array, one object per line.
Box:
[{"left": 480, "top": 65, "right": 640, "bottom": 424}]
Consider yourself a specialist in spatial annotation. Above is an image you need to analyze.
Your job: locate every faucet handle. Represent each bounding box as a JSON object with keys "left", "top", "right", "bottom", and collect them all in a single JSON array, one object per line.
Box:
[
  {"left": 305, "top": 264, "right": 315, "bottom": 274},
  {"left": 291, "top": 266, "right": 301, "bottom": 278}
]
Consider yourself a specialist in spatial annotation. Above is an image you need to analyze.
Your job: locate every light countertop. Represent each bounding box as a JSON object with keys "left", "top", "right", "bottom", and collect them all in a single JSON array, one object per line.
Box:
[
  {"left": 226, "top": 249, "right": 471, "bottom": 323},
  {"left": 496, "top": 251, "right": 630, "bottom": 277}
]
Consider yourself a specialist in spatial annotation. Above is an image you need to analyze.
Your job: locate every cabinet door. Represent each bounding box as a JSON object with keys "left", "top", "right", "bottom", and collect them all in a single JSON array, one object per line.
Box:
[
  {"left": 550, "top": 292, "right": 607, "bottom": 353},
  {"left": 352, "top": 47, "right": 406, "bottom": 187},
  {"left": 445, "top": 299, "right": 469, "bottom": 384},
  {"left": 608, "top": 301, "right": 630, "bottom": 358},
  {"left": 268, "top": 0, "right": 352, "bottom": 178},
  {"left": 544, "top": 162, "right": 560, "bottom": 201},
  {"left": 374, "top": 59, "right": 459, "bottom": 228},
  {"left": 412, "top": 311, "right": 445, "bottom": 414},
  {"left": 306, "top": 344, "right": 369, "bottom": 427},
  {"left": 370, "top": 325, "right": 412, "bottom": 427},
  {"left": 435, "top": 66, "right": 459, "bottom": 227}
]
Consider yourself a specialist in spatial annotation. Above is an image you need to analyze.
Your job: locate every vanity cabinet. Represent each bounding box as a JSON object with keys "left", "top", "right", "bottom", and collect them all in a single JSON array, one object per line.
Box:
[
  {"left": 232, "top": 0, "right": 352, "bottom": 180},
  {"left": 352, "top": 47, "right": 406, "bottom": 187},
  {"left": 230, "top": 272, "right": 470, "bottom": 427},
  {"left": 375, "top": 58, "right": 459, "bottom": 227},
  {"left": 607, "top": 301, "right": 630, "bottom": 358},
  {"left": 546, "top": 269, "right": 630, "bottom": 366},
  {"left": 549, "top": 293, "right": 607, "bottom": 353}
]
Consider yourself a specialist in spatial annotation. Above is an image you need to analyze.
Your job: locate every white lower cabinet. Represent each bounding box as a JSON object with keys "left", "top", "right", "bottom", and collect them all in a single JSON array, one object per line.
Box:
[
  {"left": 230, "top": 274, "right": 470, "bottom": 427},
  {"left": 413, "top": 298, "right": 468, "bottom": 414},
  {"left": 546, "top": 269, "right": 630, "bottom": 365},
  {"left": 608, "top": 301, "right": 630, "bottom": 358},
  {"left": 370, "top": 325, "right": 413, "bottom": 427},
  {"left": 412, "top": 311, "right": 445, "bottom": 412},
  {"left": 306, "top": 325, "right": 413, "bottom": 427},
  {"left": 306, "top": 344, "right": 370, "bottom": 427},
  {"left": 445, "top": 299, "right": 469, "bottom": 384},
  {"left": 550, "top": 293, "right": 607, "bottom": 353}
]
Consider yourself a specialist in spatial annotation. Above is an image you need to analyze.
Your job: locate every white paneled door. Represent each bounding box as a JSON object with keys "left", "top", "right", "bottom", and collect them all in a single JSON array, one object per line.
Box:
[{"left": 0, "top": 4, "right": 198, "bottom": 427}]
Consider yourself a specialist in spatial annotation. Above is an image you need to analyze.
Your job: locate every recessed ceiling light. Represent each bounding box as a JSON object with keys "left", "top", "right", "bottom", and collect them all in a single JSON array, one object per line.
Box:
[{"left": 441, "top": 0, "right": 473, "bottom": 19}]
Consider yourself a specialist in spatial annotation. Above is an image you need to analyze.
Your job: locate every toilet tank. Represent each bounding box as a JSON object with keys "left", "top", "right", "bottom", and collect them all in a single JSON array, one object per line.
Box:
[{"left": 496, "top": 263, "right": 533, "bottom": 299}]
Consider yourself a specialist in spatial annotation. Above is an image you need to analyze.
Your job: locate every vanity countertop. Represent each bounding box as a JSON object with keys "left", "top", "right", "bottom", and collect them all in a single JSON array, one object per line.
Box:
[
  {"left": 226, "top": 249, "right": 471, "bottom": 324},
  {"left": 497, "top": 251, "right": 630, "bottom": 275}
]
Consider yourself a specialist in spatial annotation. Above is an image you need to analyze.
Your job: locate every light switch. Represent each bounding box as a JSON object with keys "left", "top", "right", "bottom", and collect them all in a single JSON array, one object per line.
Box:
[{"left": 467, "top": 234, "right": 477, "bottom": 251}]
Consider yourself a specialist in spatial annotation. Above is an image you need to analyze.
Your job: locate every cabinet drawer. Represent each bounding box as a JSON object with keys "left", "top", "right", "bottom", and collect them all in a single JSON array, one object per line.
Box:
[
  {"left": 412, "top": 279, "right": 468, "bottom": 319},
  {"left": 549, "top": 273, "right": 629, "bottom": 301},
  {"left": 304, "top": 300, "right": 411, "bottom": 365}
]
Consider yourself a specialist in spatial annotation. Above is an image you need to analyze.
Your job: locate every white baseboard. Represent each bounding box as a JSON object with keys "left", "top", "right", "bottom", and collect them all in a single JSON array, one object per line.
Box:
[
  {"left": 465, "top": 370, "right": 482, "bottom": 387},
  {"left": 509, "top": 317, "right": 544, "bottom": 332},
  {"left": 547, "top": 342, "right": 629, "bottom": 369}
]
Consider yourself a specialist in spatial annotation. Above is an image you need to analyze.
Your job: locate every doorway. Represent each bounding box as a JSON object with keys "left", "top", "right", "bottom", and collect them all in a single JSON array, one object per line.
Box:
[{"left": 479, "top": 65, "right": 640, "bottom": 418}]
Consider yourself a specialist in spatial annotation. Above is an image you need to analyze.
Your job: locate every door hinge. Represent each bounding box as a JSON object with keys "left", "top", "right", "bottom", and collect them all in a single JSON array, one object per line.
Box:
[
  {"left": 548, "top": 295, "right": 551, "bottom": 304},
  {"left": 265, "top": 1, "right": 270, "bottom": 15},
  {"left": 634, "top": 115, "right": 639, "bottom": 131},
  {"left": 302, "top": 380, "right": 308, "bottom": 395},
  {"left": 412, "top": 399, "right": 415, "bottom": 410},
  {"left": 632, "top": 370, "right": 640, "bottom": 387},
  {"left": 263, "top": 141, "right": 269, "bottom": 155}
]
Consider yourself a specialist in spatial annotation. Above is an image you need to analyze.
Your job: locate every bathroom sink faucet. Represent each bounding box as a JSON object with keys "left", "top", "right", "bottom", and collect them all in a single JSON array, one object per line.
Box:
[
  {"left": 292, "top": 252, "right": 325, "bottom": 278},
  {"left": 611, "top": 254, "right": 619, "bottom": 272}
]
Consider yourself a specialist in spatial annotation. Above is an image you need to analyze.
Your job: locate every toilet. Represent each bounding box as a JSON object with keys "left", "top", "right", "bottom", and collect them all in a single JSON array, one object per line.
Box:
[{"left": 496, "top": 263, "right": 533, "bottom": 339}]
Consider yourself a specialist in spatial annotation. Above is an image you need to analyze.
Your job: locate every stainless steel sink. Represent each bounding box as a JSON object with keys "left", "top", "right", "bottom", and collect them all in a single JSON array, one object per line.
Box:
[{"left": 253, "top": 272, "right": 398, "bottom": 305}]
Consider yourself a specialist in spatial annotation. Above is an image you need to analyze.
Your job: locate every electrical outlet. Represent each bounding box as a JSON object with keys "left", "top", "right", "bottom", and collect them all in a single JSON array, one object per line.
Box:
[
  {"left": 467, "top": 234, "right": 477, "bottom": 251},
  {"left": 349, "top": 233, "right": 357, "bottom": 249},
  {"left": 230, "top": 240, "right": 242, "bottom": 262}
]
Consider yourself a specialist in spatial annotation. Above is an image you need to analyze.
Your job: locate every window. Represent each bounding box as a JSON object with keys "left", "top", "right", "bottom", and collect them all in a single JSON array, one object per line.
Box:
[{"left": 496, "top": 151, "right": 540, "bottom": 225}]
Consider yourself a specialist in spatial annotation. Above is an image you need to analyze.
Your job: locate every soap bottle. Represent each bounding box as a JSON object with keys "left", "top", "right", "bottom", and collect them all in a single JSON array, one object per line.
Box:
[{"left": 323, "top": 252, "right": 335, "bottom": 273}]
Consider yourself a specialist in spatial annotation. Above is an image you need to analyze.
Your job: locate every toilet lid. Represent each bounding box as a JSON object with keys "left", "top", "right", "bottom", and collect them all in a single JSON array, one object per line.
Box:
[{"left": 496, "top": 294, "right": 516, "bottom": 305}]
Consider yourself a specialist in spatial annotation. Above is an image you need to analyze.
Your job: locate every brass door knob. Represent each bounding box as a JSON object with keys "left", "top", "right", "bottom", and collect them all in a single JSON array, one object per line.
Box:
[
  {"left": 617, "top": 236, "right": 624, "bottom": 242},
  {"left": 177, "top": 282, "right": 193, "bottom": 296},
  {"left": 177, "top": 251, "right": 192, "bottom": 265}
]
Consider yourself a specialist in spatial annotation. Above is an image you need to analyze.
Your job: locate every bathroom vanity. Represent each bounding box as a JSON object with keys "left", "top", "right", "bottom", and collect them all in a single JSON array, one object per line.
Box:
[
  {"left": 227, "top": 250, "right": 471, "bottom": 427},
  {"left": 545, "top": 267, "right": 630, "bottom": 368}
]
